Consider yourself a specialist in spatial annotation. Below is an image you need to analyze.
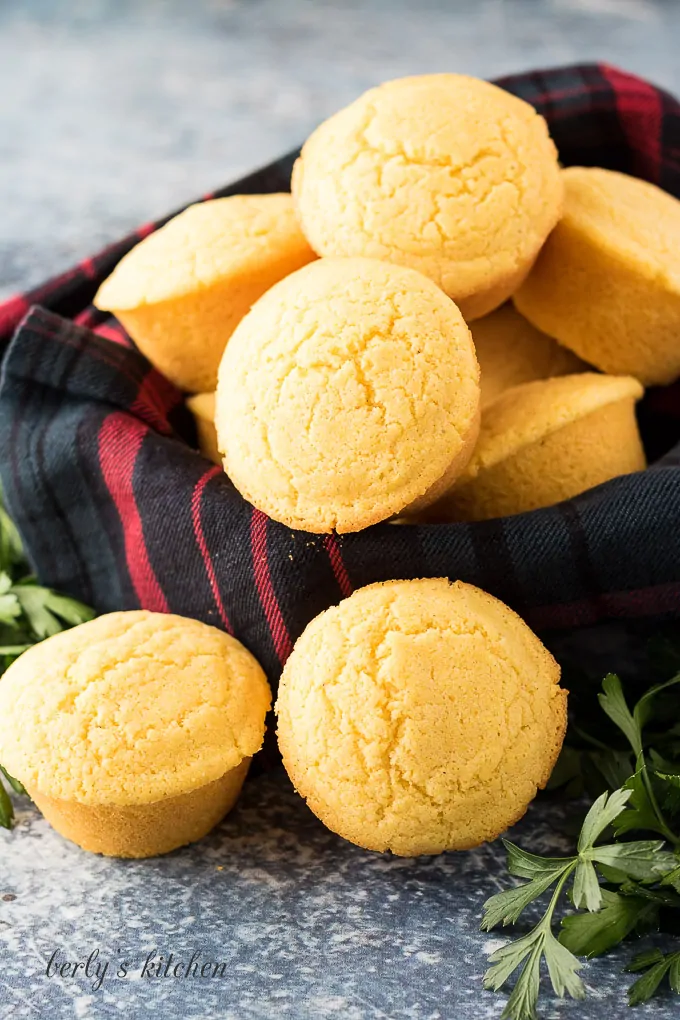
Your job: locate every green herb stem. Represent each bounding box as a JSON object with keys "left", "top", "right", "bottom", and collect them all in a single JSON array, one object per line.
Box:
[{"left": 640, "top": 760, "right": 679, "bottom": 846}]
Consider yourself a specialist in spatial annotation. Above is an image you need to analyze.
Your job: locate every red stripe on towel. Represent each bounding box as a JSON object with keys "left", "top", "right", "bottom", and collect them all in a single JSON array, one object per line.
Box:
[
  {"left": 250, "top": 509, "right": 293, "bottom": 663},
  {"left": 191, "top": 465, "right": 233, "bottom": 633},
  {"left": 98, "top": 413, "right": 169, "bottom": 612},
  {"left": 323, "top": 534, "right": 353, "bottom": 598},
  {"left": 600, "top": 62, "right": 662, "bottom": 183}
]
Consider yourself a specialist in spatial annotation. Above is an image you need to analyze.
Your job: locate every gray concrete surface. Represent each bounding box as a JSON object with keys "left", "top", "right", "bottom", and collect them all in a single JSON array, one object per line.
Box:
[{"left": 2, "top": 769, "right": 675, "bottom": 1020}]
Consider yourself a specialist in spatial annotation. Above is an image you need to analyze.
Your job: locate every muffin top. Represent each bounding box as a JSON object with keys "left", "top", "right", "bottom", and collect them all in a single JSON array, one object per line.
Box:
[
  {"left": 276, "top": 578, "right": 566, "bottom": 855},
  {"left": 292, "top": 74, "right": 562, "bottom": 308},
  {"left": 471, "top": 303, "right": 586, "bottom": 408},
  {"left": 558, "top": 167, "right": 680, "bottom": 285},
  {"left": 94, "top": 194, "right": 316, "bottom": 311},
  {"left": 0, "top": 611, "right": 271, "bottom": 806},
  {"left": 215, "top": 257, "right": 480, "bottom": 533},
  {"left": 460, "top": 372, "right": 644, "bottom": 480}
]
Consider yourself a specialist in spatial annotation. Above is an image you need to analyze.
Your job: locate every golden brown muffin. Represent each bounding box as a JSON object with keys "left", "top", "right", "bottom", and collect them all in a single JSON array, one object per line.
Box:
[
  {"left": 276, "top": 578, "right": 566, "bottom": 855},
  {"left": 292, "top": 74, "right": 563, "bottom": 319},
  {"left": 94, "top": 194, "right": 317, "bottom": 393},
  {"left": 514, "top": 166, "right": 680, "bottom": 385},
  {"left": 215, "top": 257, "right": 480, "bottom": 533},
  {"left": 187, "top": 392, "right": 220, "bottom": 465},
  {"left": 424, "top": 373, "right": 645, "bottom": 522},
  {"left": 470, "top": 302, "right": 587, "bottom": 409},
  {"left": 0, "top": 611, "right": 270, "bottom": 857}
]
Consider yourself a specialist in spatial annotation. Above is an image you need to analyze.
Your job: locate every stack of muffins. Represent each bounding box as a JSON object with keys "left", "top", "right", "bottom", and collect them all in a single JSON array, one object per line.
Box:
[
  {"left": 2, "top": 73, "right": 678, "bottom": 862},
  {"left": 95, "top": 72, "right": 680, "bottom": 530}
]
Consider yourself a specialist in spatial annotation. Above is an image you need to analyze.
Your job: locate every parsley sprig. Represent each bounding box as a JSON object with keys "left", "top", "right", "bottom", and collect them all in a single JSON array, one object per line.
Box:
[
  {"left": 482, "top": 670, "right": 680, "bottom": 1019},
  {"left": 0, "top": 499, "right": 94, "bottom": 829},
  {"left": 627, "top": 948, "right": 680, "bottom": 1005}
]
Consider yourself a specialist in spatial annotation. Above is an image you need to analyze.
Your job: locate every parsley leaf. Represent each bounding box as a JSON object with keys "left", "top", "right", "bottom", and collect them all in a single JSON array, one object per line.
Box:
[
  {"left": 11, "top": 582, "right": 94, "bottom": 639},
  {"left": 0, "top": 779, "right": 13, "bottom": 829},
  {"left": 484, "top": 868, "right": 585, "bottom": 1020},
  {"left": 482, "top": 670, "right": 680, "bottom": 1019},
  {"left": 0, "top": 572, "right": 21, "bottom": 625},
  {"left": 578, "top": 788, "right": 632, "bottom": 851},
  {"left": 560, "top": 889, "right": 657, "bottom": 957},
  {"left": 0, "top": 503, "right": 23, "bottom": 569},
  {"left": 589, "top": 840, "right": 675, "bottom": 881},
  {"left": 0, "top": 501, "right": 95, "bottom": 829},
  {"left": 627, "top": 949, "right": 680, "bottom": 1006},
  {"left": 0, "top": 764, "right": 25, "bottom": 796},
  {"left": 572, "top": 858, "right": 601, "bottom": 911},
  {"left": 599, "top": 674, "right": 642, "bottom": 757},
  {"left": 482, "top": 870, "right": 566, "bottom": 930},
  {"left": 504, "top": 841, "right": 573, "bottom": 880},
  {"left": 481, "top": 788, "right": 639, "bottom": 1018},
  {"left": 653, "top": 760, "right": 680, "bottom": 817}
]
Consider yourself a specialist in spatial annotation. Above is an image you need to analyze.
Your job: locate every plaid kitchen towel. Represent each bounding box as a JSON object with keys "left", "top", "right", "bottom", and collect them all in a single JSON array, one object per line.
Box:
[{"left": 0, "top": 63, "right": 679, "bottom": 684}]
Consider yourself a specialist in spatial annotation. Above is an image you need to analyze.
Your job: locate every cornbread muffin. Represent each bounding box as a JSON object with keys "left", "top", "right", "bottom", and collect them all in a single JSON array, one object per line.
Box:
[
  {"left": 514, "top": 166, "right": 680, "bottom": 385},
  {"left": 187, "top": 392, "right": 220, "bottom": 465},
  {"left": 471, "top": 303, "right": 587, "bottom": 409},
  {"left": 94, "top": 194, "right": 317, "bottom": 392},
  {"left": 215, "top": 257, "right": 480, "bottom": 533},
  {"left": 292, "top": 74, "right": 563, "bottom": 320},
  {"left": 0, "top": 611, "right": 270, "bottom": 857},
  {"left": 425, "top": 373, "right": 645, "bottom": 522},
  {"left": 276, "top": 578, "right": 566, "bottom": 855}
]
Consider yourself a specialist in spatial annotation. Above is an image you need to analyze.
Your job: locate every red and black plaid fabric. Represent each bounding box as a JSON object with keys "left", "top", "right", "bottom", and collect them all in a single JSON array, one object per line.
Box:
[{"left": 1, "top": 63, "right": 679, "bottom": 684}]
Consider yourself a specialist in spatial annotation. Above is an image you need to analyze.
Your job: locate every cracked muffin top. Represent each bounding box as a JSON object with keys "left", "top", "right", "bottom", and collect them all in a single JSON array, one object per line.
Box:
[
  {"left": 458, "top": 372, "right": 644, "bottom": 478},
  {"left": 276, "top": 578, "right": 567, "bottom": 856},
  {"left": 292, "top": 74, "right": 563, "bottom": 320},
  {"left": 93, "top": 194, "right": 317, "bottom": 392},
  {"left": 95, "top": 194, "right": 315, "bottom": 309},
  {"left": 0, "top": 611, "right": 271, "bottom": 806},
  {"left": 214, "top": 256, "right": 480, "bottom": 533}
]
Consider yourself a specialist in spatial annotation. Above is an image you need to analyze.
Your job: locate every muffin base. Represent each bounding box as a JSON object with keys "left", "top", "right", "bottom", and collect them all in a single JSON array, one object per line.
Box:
[
  {"left": 114, "top": 280, "right": 250, "bottom": 394},
  {"left": 403, "top": 405, "right": 481, "bottom": 515},
  {"left": 428, "top": 396, "right": 645, "bottom": 521},
  {"left": 194, "top": 415, "right": 221, "bottom": 465},
  {"left": 27, "top": 758, "right": 251, "bottom": 858},
  {"left": 454, "top": 258, "right": 536, "bottom": 322},
  {"left": 513, "top": 207, "right": 680, "bottom": 387}
]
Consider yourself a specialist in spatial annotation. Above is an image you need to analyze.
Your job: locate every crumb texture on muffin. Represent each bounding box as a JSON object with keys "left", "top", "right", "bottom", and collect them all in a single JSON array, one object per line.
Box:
[
  {"left": 95, "top": 194, "right": 314, "bottom": 309},
  {"left": 276, "top": 578, "right": 566, "bottom": 855},
  {"left": 187, "top": 392, "right": 221, "bottom": 464},
  {"left": 461, "top": 372, "right": 643, "bottom": 474},
  {"left": 426, "top": 373, "right": 645, "bottom": 521},
  {"left": 470, "top": 302, "right": 586, "bottom": 408},
  {"left": 94, "top": 194, "right": 317, "bottom": 392},
  {"left": 514, "top": 166, "right": 680, "bottom": 385},
  {"left": 0, "top": 610, "right": 271, "bottom": 807},
  {"left": 186, "top": 391, "right": 215, "bottom": 423},
  {"left": 29, "top": 761, "right": 251, "bottom": 859},
  {"left": 215, "top": 257, "right": 480, "bottom": 533},
  {"left": 293, "top": 74, "right": 563, "bottom": 318}
]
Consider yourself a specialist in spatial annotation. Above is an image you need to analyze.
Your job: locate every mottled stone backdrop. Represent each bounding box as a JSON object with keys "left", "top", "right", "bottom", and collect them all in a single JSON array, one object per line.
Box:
[
  {"left": 2, "top": 0, "right": 680, "bottom": 300},
  {"left": 3, "top": 3, "right": 680, "bottom": 1018}
]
